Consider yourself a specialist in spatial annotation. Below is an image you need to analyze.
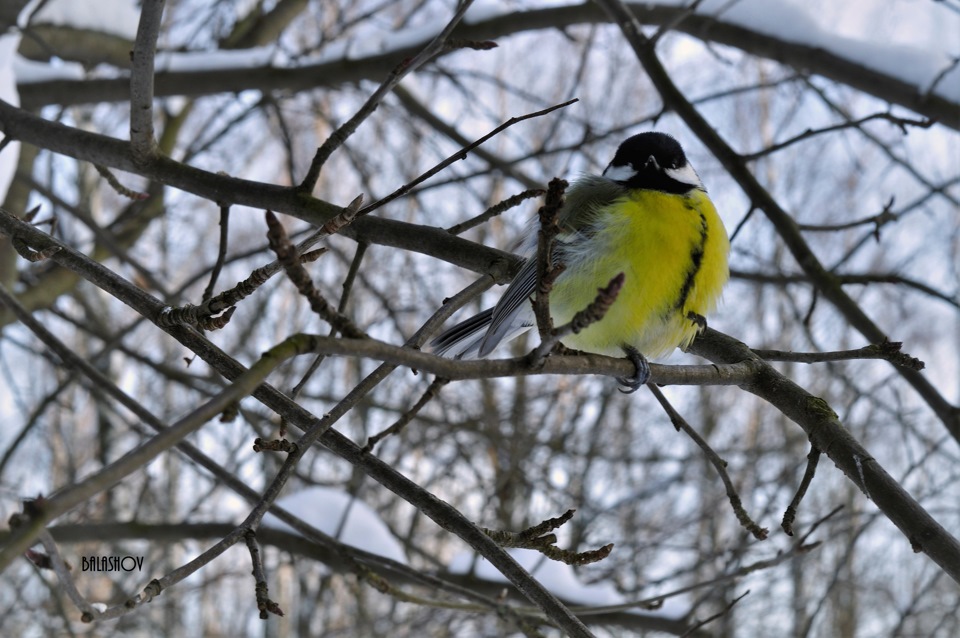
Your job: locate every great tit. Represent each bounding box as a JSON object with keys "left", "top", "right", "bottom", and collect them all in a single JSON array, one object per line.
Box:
[{"left": 430, "top": 132, "right": 729, "bottom": 391}]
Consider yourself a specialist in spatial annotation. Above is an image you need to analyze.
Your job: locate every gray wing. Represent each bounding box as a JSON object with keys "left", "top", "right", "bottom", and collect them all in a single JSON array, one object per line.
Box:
[
  {"left": 429, "top": 308, "right": 493, "bottom": 359},
  {"left": 430, "top": 305, "right": 536, "bottom": 359},
  {"left": 438, "top": 175, "right": 627, "bottom": 358},
  {"left": 478, "top": 176, "right": 628, "bottom": 357},
  {"left": 477, "top": 257, "right": 539, "bottom": 356}
]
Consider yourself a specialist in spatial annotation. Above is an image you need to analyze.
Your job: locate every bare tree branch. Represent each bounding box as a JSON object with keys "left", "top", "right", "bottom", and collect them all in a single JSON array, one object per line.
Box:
[
  {"left": 129, "top": 0, "right": 164, "bottom": 166},
  {"left": 17, "top": 5, "right": 959, "bottom": 129},
  {"left": 593, "top": 0, "right": 960, "bottom": 443}
]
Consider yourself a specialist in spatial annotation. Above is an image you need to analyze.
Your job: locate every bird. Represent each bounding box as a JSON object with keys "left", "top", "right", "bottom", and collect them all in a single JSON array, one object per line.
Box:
[{"left": 430, "top": 132, "right": 729, "bottom": 392}]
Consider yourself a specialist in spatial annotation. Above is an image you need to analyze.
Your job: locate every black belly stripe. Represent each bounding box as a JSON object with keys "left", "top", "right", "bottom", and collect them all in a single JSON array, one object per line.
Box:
[{"left": 673, "top": 206, "right": 709, "bottom": 312}]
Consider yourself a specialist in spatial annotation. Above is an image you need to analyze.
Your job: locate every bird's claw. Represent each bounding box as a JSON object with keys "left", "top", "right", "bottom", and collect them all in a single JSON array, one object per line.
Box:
[
  {"left": 617, "top": 345, "right": 650, "bottom": 393},
  {"left": 687, "top": 312, "right": 707, "bottom": 332}
]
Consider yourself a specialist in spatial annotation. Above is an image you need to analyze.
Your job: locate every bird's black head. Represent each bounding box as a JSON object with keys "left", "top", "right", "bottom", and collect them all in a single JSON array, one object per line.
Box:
[{"left": 602, "top": 132, "right": 703, "bottom": 194}]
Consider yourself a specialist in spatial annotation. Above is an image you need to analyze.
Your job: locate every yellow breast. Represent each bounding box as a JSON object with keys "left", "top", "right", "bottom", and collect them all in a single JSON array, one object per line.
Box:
[{"left": 549, "top": 189, "right": 729, "bottom": 357}]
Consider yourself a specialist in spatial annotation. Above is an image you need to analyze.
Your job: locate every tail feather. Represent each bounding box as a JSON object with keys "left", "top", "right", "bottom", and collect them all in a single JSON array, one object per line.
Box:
[
  {"left": 430, "top": 307, "right": 534, "bottom": 359},
  {"left": 429, "top": 308, "right": 494, "bottom": 359}
]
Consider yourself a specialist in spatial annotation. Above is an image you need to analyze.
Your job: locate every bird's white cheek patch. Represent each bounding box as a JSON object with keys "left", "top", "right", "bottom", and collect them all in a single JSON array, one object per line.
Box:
[
  {"left": 666, "top": 164, "right": 703, "bottom": 188},
  {"left": 602, "top": 164, "right": 636, "bottom": 183}
]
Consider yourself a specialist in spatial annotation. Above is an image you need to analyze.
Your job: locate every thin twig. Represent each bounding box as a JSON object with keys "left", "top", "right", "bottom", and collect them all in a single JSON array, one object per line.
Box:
[
  {"left": 649, "top": 0, "right": 710, "bottom": 45},
  {"left": 245, "top": 531, "right": 284, "bottom": 619},
  {"left": 528, "top": 272, "right": 625, "bottom": 364},
  {"left": 924, "top": 55, "right": 960, "bottom": 99},
  {"left": 482, "top": 510, "right": 614, "bottom": 567},
  {"left": 22, "top": 179, "right": 166, "bottom": 292},
  {"left": 741, "top": 113, "right": 933, "bottom": 161},
  {"left": 394, "top": 84, "right": 543, "bottom": 191},
  {"left": 37, "top": 530, "right": 101, "bottom": 622},
  {"left": 11, "top": 234, "right": 60, "bottom": 261},
  {"left": 93, "top": 164, "right": 149, "bottom": 200},
  {"left": 647, "top": 383, "right": 769, "bottom": 540},
  {"left": 796, "top": 504, "right": 844, "bottom": 546},
  {"left": 796, "top": 196, "right": 897, "bottom": 233},
  {"left": 158, "top": 195, "right": 361, "bottom": 328},
  {"left": 202, "top": 205, "right": 231, "bottom": 302},
  {"left": 287, "top": 240, "right": 369, "bottom": 406},
  {"left": 679, "top": 590, "right": 750, "bottom": 638},
  {"left": 578, "top": 537, "right": 824, "bottom": 617},
  {"left": 363, "top": 377, "right": 450, "bottom": 452},
  {"left": 265, "top": 211, "right": 366, "bottom": 338},
  {"left": 733, "top": 268, "right": 959, "bottom": 311},
  {"left": 157, "top": 237, "right": 328, "bottom": 327},
  {"left": 532, "top": 178, "right": 568, "bottom": 344},
  {"left": 298, "top": 0, "right": 479, "bottom": 191},
  {"left": 446, "top": 188, "right": 546, "bottom": 235},
  {"left": 357, "top": 99, "right": 578, "bottom": 217},
  {"left": 805, "top": 79, "right": 958, "bottom": 210},
  {"left": 753, "top": 340, "right": 924, "bottom": 371},
  {"left": 782, "top": 446, "right": 821, "bottom": 536}
]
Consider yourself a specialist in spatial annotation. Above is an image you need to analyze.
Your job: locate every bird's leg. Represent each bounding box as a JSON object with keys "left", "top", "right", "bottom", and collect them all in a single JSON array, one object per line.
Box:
[
  {"left": 687, "top": 311, "right": 707, "bottom": 332},
  {"left": 617, "top": 345, "right": 650, "bottom": 394}
]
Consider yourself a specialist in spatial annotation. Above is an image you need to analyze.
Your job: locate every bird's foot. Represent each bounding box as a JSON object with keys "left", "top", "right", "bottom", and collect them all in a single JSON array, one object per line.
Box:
[
  {"left": 617, "top": 345, "right": 650, "bottom": 394},
  {"left": 687, "top": 312, "right": 707, "bottom": 332}
]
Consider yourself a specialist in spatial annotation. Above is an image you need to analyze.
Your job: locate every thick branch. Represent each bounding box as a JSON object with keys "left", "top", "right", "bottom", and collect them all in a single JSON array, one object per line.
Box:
[
  {"left": 129, "top": 0, "right": 165, "bottom": 165},
  {"left": 17, "top": 4, "right": 959, "bottom": 129},
  {"left": 0, "top": 208, "right": 595, "bottom": 638},
  {"left": 0, "top": 100, "right": 521, "bottom": 289},
  {"left": 594, "top": 0, "right": 960, "bottom": 443},
  {"left": 690, "top": 329, "right": 960, "bottom": 584},
  {"left": 3, "top": 209, "right": 956, "bottom": 585}
]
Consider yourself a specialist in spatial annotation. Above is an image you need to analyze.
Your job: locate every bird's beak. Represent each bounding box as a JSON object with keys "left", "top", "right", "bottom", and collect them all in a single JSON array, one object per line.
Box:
[{"left": 644, "top": 155, "right": 660, "bottom": 171}]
